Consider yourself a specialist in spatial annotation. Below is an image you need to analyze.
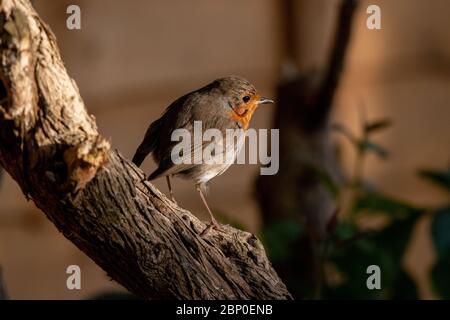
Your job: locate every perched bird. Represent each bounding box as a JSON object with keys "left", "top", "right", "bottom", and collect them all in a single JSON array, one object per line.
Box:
[{"left": 132, "top": 76, "right": 273, "bottom": 233}]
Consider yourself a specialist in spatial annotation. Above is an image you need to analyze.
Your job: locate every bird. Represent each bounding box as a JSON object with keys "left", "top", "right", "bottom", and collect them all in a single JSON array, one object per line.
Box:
[{"left": 132, "top": 76, "right": 273, "bottom": 234}]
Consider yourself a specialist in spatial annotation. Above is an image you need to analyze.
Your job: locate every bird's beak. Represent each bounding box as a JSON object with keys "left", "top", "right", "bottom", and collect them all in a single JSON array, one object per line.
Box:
[{"left": 258, "top": 97, "right": 274, "bottom": 105}]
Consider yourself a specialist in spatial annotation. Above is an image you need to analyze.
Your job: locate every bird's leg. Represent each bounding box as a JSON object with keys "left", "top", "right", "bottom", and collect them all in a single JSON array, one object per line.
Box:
[
  {"left": 166, "top": 175, "right": 177, "bottom": 204},
  {"left": 196, "top": 184, "right": 220, "bottom": 235}
]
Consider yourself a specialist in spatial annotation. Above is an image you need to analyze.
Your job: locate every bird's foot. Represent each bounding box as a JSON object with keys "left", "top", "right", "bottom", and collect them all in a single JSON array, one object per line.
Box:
[
  {"left": 170, "top": 195, "right": 178, "bottom": 205},
  {"left": 200, "top": 219, "right": 223, "bottom": 236}
]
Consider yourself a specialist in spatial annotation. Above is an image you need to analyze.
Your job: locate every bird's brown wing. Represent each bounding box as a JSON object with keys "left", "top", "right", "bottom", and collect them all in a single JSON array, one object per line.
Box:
[
  {"left": 132, "top": 92, "right": 193, "bottom": 167},
  {"left": 147, "top": 136, "right": 223, "bottom": 180},
  {"left": 142, "top": 87, "right": 238, "bottom": 180}
]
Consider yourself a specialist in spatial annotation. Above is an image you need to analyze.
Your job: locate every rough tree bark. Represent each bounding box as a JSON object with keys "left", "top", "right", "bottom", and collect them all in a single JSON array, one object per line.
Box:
[{"left": 0, "top": 0, "right": 291, "bottom": 300}]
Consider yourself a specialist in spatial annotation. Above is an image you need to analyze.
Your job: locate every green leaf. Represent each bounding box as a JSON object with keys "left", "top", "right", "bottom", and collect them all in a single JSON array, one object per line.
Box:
[
  {"left": 372, "top": 212, "right": 420, "bottom": 264},
  {"left": 358, "top": 140, "right": 389, "bottom": 159},
  {"left": 327, "top": 238, "right": 395, "bottom": 299},
  {"left": 303, "top": 162, "right": 340, "bottom": 198},
  {"left": 364, "top": 119, "right": 392, "bottom": 134},
  {"left": 327, "top": 216, "right": 419, "bottom": 299},
  {"left": 334, "top": 221, "right": 357, "bottom": 239},
  {"left": 419, "top": 169, "right": 450, "bottom": 193},
  {"left": 431, "top": 207, "right": 450, "bottom": 256},
  {"left": 352, "top": 193, "right": 421, "bottom": 285},
  {"left": 262, "top": 218, "right": 304, "bottom": 262},
  {"left": 431, "top": 251, "right": 450, "bottom": 299},
  {"left": 353, "top": 191, "right": 422, "bottom": 218},
  {"left": 332, "top": 123, "right": 357, "bottom": 144}
]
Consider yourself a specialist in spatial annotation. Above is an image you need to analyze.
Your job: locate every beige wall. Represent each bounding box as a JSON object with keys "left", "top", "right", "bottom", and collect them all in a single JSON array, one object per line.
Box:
[{"left": 0, "top": 0, "right": 448, "bottom": 299}]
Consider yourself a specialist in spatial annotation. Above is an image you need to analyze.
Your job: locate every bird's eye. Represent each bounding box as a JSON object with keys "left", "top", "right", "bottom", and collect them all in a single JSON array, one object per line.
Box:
[{"left": 243, "top": 96, "right": 250, "bottom": 103}]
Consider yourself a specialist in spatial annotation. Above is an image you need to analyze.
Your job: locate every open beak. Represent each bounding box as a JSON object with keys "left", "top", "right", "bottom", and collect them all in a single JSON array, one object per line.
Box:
[{"left": 258, "top": 97, "right": 274, "bottom": 105}]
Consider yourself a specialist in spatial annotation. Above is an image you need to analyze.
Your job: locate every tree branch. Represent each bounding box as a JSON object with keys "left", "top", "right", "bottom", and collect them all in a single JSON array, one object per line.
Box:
[
  {"left": 311, "top": 0, "right": 357, "bottom": 128},
  {"left": 0, "top": 0, "right": 291, "bottom": 300},
  {"left": 255, "top": 0, "right": 357, "bottom": 298},
  {"left": 257, "top": 0, "right": 357, "bottom": 240}
]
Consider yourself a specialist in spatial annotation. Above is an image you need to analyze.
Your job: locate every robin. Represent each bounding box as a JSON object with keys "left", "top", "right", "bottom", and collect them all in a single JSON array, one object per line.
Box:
[{"left": 132, "top": 76, "right": 273, "bottom": 233}]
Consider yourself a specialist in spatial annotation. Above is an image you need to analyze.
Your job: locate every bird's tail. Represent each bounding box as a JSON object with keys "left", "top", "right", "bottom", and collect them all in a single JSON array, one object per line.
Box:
[
  {"left": 131, "top": 150, "right": 149, "bottom": 167},
  {"left": 132, "top": 118, "right": 163, "bottom": 167},
  {"left": 146, "top": 166, "right": 166, "bottom": 181}
]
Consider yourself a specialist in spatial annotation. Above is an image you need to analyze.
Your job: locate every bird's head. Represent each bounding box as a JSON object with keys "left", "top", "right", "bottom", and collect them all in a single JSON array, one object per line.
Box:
[{"left": 212, "top": 76, "right": 273, "bottom": 129}]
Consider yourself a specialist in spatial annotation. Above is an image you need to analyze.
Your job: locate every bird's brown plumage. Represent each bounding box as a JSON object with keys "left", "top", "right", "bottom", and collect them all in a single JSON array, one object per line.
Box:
[{"left": 132, "top": 76, "right": 273, "bottom": 233}]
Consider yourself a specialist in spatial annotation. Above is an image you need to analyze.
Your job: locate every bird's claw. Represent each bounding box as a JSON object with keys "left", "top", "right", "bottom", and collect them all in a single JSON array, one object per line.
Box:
[{"left": 200, "top": 219, "right": 223, "bottom": 236}]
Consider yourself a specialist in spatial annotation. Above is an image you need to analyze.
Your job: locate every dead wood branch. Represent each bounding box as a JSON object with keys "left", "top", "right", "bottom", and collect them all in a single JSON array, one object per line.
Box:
[{"left": 0, "top": 0, "right": 291, "bottom": 300}]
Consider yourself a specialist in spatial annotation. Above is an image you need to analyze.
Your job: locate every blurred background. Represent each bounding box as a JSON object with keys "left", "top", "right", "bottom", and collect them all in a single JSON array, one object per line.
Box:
[{"left": 0, "top": 0, "right": 449, "bottom": 299}]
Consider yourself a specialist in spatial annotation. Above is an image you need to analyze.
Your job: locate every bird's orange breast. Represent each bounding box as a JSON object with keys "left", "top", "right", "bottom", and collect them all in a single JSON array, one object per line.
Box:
[{"left": 229, "top": 95, "right": 260, "bottom": 130}]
